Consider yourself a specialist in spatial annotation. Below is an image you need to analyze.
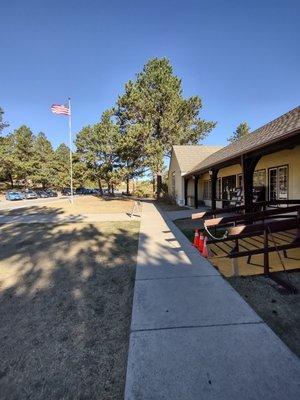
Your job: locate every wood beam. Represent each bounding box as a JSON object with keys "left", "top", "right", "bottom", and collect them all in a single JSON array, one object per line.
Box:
[
  {"left": 241, "top": 154, "right": 261, "bottom": 214},
  {"left": 194, "top": 176, "right": 199, "bottom": 209},
  {"left": 184, "top": 178, "right": 188, "bottom": 206},
  {"left": 210, "top": 169, "right": 219, "bottom": 212},
  {"left": 204, "top": 205, "right": 300, "bottom": 228}
]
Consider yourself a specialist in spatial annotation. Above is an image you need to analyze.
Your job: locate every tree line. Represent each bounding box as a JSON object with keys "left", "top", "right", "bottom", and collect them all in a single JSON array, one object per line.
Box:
[
  {"left": 0, "top": 124, "right": 74, "bottom": 189},
  {"left": 1, "top": 58, "right": 250, "bottom": 195}
]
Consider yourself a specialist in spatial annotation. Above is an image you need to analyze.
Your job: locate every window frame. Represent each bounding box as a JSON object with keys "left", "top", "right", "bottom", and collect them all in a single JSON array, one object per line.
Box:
[
  {"left": 253, "top": 168, "right": 267, "bottom": 188},
  {"left": 203, "top": 180, "right": 211, "bottom": 200},
  {"left": 267, "top": 164, "right": 289, "bottom": 201}
]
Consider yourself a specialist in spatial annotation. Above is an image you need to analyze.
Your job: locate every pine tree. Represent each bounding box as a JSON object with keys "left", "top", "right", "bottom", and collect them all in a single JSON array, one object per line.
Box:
[
  {"left": 228, "top": 122, "right": 250, "bottom": 143},
  {"left": 0, "top": 107, "right": 9, "bottom": 134},
  {"left": 53, "top": 143, "right": 71, "bottom": 188},
  {"left": 32, "top": 132, "right": 55, "bottom": 188},
  {"left": 115, "top": 58, "right": 216, "bottom": 196},
  {"left": 76, "top": 110, "right": 121, "bottom": 193},
  {"left": 11, "top": 125, "right": 35, "bottom": 185}
]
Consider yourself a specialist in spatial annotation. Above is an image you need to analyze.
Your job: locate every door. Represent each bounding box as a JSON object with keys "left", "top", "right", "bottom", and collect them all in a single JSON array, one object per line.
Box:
[
  {"left": 269, "top": 168, "right": 277, "bottom": 201},
  {"left": 268, "top": 166, "right": 288, "bottom": 201},
  {"left": 278, "top": 166, "right": 288, "bottom": 199}
]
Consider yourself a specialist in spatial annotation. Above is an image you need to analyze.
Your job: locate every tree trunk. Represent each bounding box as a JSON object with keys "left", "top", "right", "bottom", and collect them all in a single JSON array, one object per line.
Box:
[
  {"left": 152, "top": 177, "right": 155, "bottom": 195},
  {"left": 156, "top": 174, "right": 162, "bottom": 198},
  {"left": 8, "top": 174, "right": 14, "bottom": 189},
  {"left": 126, "top": 176, "right": 130, "bottom": 195},
  {"left": 97, "top": 179, "right": 103, "bottom": 195}
]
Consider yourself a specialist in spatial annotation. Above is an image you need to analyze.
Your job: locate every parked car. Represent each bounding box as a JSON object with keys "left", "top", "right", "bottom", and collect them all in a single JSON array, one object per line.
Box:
[
  {"left": 23, "top": 190, "right": 38, "bottom": 199},
  {"left": 76, "top": 187, "right": 88, "bottom": 195},
  {"left": 90, "top": 188, "right": 101, "bottom": 194},
  {"left": 62, "top": 188, "right": 72, "bottom": 196},
  {"left": 5, "top": 191, "right": 23, "bottom": 201},
  {"left": 45, "top": 189, "right": 58, "bottom": 197},
  {"left": 35, "top": 190, "right": 49, "bottom": 198}
]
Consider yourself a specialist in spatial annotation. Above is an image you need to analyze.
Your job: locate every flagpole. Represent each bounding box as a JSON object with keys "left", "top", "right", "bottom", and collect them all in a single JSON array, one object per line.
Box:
[{"left": 68, "top": 97, "right": 74, "bottom": 204}]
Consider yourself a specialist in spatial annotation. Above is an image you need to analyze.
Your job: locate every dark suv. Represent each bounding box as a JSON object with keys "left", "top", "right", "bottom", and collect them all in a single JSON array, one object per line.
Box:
[
  {"left": 62, "top": 188, "right": 72, "bottom": 196},
  {"left": 45, "top": 189, "right": 58, "bottom": 197},
  {"left": 76, "top": 187, "right": 88, "bottom": 195}
]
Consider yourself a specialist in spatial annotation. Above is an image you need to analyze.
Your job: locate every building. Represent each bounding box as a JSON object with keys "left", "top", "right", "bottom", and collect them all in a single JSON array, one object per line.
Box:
[
  {"left": 168, "top": 106, "right": 300, "bottom": 210},
  {"left": 168, "top": 145, "right": 223, "bottom": 206}
]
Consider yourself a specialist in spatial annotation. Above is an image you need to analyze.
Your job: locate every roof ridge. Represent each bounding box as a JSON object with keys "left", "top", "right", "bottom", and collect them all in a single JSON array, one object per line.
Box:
[
  {"left": 185, "top": 106, "right": 300, "bottom": 175},
  {"left": 250, "top": 105, "right": 300, "bottom": 136}
]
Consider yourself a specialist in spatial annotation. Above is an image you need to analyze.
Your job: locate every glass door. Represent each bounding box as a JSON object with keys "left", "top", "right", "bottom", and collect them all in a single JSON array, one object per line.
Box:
[
  {"left": 268, "top": 168, "right": 278, "bottom": 201},
  {"left": 278, "top": 166, "right": 288, "bottom": 199},
  {"left": 268, "top": 166, "right": 288, "bottom": 201}
]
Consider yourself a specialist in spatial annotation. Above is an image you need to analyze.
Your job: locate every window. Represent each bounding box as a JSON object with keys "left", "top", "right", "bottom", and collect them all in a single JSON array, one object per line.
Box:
[
  {"left": 222, "top": 175, "right": 236, "bottom": 200},
  {"left": 268, "top": 165, "right": 288, "bottom": 201},
  {"left": 278, "top": 166, "right": 288, "bottom": 199},
  {"left": 269, "top": 168, "right": 277, "bottom": 201},
  {"left": 203, "top": 180, "right": 211, "bottom": 200},
  {"left": 253, "top": 169, "right": 266, "bottom": 187}
]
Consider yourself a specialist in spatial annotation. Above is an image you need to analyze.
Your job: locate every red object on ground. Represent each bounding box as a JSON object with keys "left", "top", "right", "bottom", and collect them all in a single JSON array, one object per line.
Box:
[
  {"left": 198, "top": 232, "right": 204, "bottom": 253},
  {"left": 193, "top": 229, "right": 200, "bottom": 248},
  {"left": 202, "top": 236, "right": 209, "bottom": 258}
]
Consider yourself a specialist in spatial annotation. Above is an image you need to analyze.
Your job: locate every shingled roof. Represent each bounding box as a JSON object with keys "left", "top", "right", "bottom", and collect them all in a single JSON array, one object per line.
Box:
[
  {"left": 186, "top": 106, "right": 300, "bottom": 176},
  {"left": 172, "top": 145, "right": 223, "bottom": 174}
]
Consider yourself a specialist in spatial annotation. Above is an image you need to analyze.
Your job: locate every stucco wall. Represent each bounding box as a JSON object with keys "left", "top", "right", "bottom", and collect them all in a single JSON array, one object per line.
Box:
[
  {"left": 186, "top": 178, "right": 195, "bottom": 207},
  {"left": 168, "top": 154, "right": 185, "bottom": 205},
  {"left": 169, "top": 145, "right": 300, "bottom": 207},
  {"left": 196, "top": 145, "right": 300, "bottom": 204},
  {"left": 255, "top": 145, "right": 300, "bottom": 199}
]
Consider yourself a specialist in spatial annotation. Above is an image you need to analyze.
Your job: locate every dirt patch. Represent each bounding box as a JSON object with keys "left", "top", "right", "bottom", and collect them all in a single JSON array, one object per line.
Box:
[
  {"left": 227, "top": 271, "right": 300, "bottom": 357},
  {"left": 0, "top": 221, "right": 139, "bottom": 400}
]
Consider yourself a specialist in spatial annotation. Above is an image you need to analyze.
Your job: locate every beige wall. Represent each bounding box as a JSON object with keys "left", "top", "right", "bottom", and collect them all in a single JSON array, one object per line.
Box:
[
  {"left": 255, "top": 145, "right": 300, "bottom": 199},
  {"left": 217, "top": 164, "right": 242, "bottom": 177},
  {"left": 168, "top": 153, "right": 185, "bottom": 205},
  {"left": 169, "top": 145, "right": 300, "bottom": 207},
  {"left": 196, "top": 145, "right": 300, "bottom": 204}
]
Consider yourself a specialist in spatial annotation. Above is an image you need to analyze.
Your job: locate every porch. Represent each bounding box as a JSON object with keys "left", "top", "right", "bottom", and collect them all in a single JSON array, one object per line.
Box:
[{"left": 184, "top": 142, "right": 300, "bottom": 211}]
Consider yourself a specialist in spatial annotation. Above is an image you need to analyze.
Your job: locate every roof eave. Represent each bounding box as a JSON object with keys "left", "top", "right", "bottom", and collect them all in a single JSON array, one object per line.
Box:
[{"left": 184, "top": 127, "right": 300, "bottom": 178}]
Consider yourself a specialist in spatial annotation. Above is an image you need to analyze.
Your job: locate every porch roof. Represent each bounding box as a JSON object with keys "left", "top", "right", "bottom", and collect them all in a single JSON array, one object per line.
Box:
[{"left": 185, "top": 106, "right": 300, "bottom": 176}]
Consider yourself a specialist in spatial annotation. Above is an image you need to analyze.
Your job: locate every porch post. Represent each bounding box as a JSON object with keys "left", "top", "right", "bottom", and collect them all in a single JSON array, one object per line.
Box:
[
  {"left": 184, "top": 178, "right": 188, "bottom": 206},
  {"left": 241, "top": 155, "right": 261, "bottom": 213},
  {"left": 211, "top": 169, "right": 219, "bottom": 212},
  {"left": 194, "top": 175, "right": 199, "bottom": 209}
]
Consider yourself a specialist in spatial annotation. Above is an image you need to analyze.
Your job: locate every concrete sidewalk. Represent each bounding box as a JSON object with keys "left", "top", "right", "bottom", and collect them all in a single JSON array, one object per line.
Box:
[{"left": 125, "top": 201, "right": 300, "bottom": 400}]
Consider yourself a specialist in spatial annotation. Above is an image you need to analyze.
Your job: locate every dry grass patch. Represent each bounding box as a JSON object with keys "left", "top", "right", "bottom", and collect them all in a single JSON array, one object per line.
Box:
[
  {"left": 0, "top": 196, "right": 135, "bottom": 217},
  {"left": 0, "top": 221, "right": 139, "bottom": 400}
]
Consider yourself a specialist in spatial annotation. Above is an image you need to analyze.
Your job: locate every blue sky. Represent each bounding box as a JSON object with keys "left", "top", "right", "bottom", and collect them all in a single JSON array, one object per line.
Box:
[{"left": 1, "top": 0, "right": 299, "bottom": 149}]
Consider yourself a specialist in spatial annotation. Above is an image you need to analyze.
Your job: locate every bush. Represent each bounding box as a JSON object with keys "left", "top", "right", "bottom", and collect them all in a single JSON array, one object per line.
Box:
[{"left": 133, "top": 181, "right": 153, "bottom": 198}]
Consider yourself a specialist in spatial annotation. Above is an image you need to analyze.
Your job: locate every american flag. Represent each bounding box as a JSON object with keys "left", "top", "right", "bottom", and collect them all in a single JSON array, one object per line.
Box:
[{"left": 51, "top": 104, "right": 70, "bottom": 115}]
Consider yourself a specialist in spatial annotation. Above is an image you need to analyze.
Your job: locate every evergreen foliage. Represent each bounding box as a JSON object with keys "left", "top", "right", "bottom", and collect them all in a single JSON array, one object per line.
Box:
[{"left": 228, "top": 122, "right": 250, "bottom": 143}]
